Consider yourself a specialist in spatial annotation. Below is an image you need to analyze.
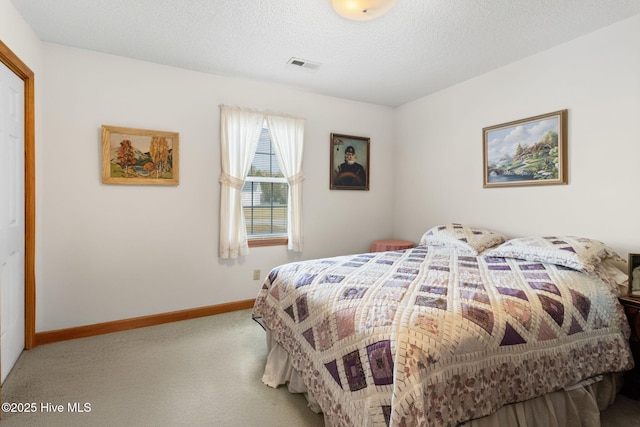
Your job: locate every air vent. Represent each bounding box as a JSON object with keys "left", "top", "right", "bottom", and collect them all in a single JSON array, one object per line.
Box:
[{"left": 286, "top": 57, "right": 321, "bottom": 71}]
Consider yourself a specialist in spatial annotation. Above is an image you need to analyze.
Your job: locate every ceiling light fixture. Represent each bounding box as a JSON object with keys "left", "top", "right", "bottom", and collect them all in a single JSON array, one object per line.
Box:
[{"left": 329, "top": 0, "right": 398, "bottom": 21}]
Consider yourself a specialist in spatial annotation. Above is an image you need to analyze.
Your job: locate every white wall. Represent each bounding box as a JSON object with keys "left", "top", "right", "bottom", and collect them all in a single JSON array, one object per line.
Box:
[
  {"left": 394, "top": 15, "right": 640, "bottom": 257},
  {"left": 5, "top": 0, "right": 640, "bottom": 333},
  {"left": 0, "top": 0, "right": 41, "bottom": 67},
  {"left": 36, "top": 45, "right": 395, "bottom": 331}
]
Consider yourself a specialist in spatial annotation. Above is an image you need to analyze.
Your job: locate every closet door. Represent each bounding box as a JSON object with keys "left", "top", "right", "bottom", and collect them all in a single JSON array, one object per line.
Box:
[{"left": 0, "top": 60, "right": 25, "bottom": 384}]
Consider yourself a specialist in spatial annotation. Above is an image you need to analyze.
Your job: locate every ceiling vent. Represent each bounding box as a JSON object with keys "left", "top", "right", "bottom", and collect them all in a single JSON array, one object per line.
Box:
[{"left": 287, "top": 57, "right": 321, "bottom": 72}]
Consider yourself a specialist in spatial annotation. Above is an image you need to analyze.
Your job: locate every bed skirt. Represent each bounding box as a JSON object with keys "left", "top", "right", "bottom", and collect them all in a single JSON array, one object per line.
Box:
[{"left": 261, "top": 330, "right": 623, "bottom": 427}]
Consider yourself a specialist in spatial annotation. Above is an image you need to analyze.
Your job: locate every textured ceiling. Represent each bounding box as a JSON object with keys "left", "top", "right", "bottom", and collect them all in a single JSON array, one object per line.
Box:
[{"left": 9, "top": 0, "right": 640, "bottom": 107}]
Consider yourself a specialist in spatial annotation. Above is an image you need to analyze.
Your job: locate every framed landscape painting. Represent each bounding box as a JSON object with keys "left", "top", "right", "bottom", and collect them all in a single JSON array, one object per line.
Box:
[
  {"left": 483, "top": 110, "right": 567, "bottom": 188},
  {"left": 102, "top": 125, "right": 179, "bottom": 185}
]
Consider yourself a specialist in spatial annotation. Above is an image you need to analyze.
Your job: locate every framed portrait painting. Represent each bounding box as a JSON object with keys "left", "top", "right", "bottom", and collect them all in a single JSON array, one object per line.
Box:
[
  {"left": 330, "top": 133, "right": 370, "bottom": 190},
  {"left": 102, "top": 125, "right": 179, "bottom": 185},
  {"left": 483, "top": 109, "right": 567, "bottom": 188}
]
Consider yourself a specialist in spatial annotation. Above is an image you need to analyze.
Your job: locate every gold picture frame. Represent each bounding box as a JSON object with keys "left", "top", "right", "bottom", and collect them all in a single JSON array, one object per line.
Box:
[
  {"left": 330, "top": 133, "right": 370, "bottom": 191},
  {"left": 483, "top": 109, "right": 568, "bottom": 188},
  {"left": 102, "top": 125, "right": 179, "bottom": 185},
  {"left": 629, "top": 253, "right": 640, "bottom": 298}
]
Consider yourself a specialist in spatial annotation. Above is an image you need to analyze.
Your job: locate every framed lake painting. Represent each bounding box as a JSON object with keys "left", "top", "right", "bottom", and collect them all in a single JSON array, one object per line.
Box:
[
  {"left": 483, "top": 110, "right": 567, "bottom": 188},
  {"left": 102, "top": 125, "right": 179, "bottom": 185}
]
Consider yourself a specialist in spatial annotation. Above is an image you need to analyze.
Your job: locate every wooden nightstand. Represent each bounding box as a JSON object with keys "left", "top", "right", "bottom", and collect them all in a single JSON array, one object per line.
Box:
[
  {"left": 619, "top": 296, "right": 640, "bottom": 399},
  {"left": 370, "top": 239, "right": 414, "bottom": 253}
]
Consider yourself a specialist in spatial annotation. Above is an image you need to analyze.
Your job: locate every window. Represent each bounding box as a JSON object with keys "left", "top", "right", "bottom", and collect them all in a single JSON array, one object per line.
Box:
[
  {"left": 218, "top": 106, "right": 304, "bottom": 258},
  {"left": 242, "top": 126, "right": 288, "bottom": 247}
]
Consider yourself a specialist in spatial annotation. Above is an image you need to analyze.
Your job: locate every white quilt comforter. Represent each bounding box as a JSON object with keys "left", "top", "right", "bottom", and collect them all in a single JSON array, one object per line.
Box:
[{"left": 252, "top": 247, "right": 633, "bottom": 426}]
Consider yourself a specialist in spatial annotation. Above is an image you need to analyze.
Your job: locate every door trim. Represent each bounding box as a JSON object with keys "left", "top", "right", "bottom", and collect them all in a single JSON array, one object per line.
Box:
[{"left": 0, "top": 40, "right": 36, "bottom": 350}]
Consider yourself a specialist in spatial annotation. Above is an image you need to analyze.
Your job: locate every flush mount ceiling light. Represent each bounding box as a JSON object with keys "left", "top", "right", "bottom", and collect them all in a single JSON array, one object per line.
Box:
[{"left": 329, "top": 0, "right": 398, "bottom": 21}]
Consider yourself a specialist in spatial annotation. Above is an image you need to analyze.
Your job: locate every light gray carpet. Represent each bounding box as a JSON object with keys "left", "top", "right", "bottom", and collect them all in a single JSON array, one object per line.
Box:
[
  {"left": 1, "top": 310, "right": 324, "bottom": 427},
  {"left": 0, "top": 309, "right": 638, "bottom": 426}
]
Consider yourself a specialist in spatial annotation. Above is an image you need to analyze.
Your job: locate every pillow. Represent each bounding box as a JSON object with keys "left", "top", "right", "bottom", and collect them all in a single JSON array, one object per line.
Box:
[
  {"left": 484, "top": 235, "right": 617, "bottom": 273},
  {"left": 599, "top": 258, "right": 629, "bottom": 296},
  {"left": 419, "top": 223, "right": 507, "bottom": 255}
]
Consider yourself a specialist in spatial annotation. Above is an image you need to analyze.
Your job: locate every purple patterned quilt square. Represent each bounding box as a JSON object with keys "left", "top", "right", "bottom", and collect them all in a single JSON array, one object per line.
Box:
[
  {"left": 322, "top": 274, "right": 345, "bottom": 284},
  {"left": 343, "top": 350, "right": 367, "bottom": 391},
  {"left": 340, "top": 287, "right": 367, "bottom": 300},
  {"left": 296, "top": 273, "right": 317, "bottom": 288},
  {"left": 367, "top": 340, "right": 394, "bottom": 385}
]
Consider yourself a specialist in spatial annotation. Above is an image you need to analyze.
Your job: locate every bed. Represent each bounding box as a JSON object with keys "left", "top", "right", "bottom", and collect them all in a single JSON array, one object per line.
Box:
[{"left": 252, "top": 224, "right": 634, "bottom": 426}]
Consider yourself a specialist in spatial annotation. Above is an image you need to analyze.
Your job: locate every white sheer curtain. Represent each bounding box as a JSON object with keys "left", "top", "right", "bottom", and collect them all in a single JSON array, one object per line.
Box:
[
  {"left": 219, "top": 106, "right": 264, "bottom": 258},
  {"left": 266, "top": 115, "right": 306, "bottom": 252},
  {"left": 219, "top": 106, "right": 306, "bottom": 258}
]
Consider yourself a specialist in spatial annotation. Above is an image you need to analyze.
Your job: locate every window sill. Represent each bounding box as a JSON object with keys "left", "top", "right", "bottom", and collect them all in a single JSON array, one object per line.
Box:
[{"left": 248, "top": 237, "right": 288, "bottom": 248}]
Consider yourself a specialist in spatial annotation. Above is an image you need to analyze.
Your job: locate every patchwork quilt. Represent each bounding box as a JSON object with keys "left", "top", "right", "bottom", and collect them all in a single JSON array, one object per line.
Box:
[{"left": 252, "top": 246, "right": 633, "bottom": 426}]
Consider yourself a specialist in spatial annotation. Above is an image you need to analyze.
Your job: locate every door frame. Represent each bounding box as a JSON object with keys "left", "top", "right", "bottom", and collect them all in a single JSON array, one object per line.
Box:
[{"left": 0, "top": 40, "right": 36, "bottom": 350}]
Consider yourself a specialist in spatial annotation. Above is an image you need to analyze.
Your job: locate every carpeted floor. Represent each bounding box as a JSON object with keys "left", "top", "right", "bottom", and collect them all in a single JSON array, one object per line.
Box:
[{"left": 0, "top": 309, "right": 638, "bottom": 426}]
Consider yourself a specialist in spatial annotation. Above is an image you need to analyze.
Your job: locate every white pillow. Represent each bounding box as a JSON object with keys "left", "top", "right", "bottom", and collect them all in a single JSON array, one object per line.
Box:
[
  {"left": 419, "top": 223, "right": 507, "bottom": 255},
  {"left": 484, "top": 236, "right": 618, "bottom": 273}
]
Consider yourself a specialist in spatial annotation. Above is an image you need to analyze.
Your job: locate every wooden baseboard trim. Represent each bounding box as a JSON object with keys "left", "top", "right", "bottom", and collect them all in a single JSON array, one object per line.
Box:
[{"left": 34, "top": 299, "right": 256, "bottom": 347}]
